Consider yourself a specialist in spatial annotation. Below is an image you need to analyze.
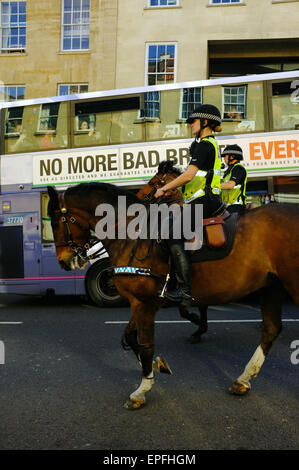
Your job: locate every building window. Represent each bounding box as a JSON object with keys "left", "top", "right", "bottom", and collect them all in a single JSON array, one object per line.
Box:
[
  {"left": 148, "top": 0, "right": 178, "bottom": 6},
  {"left": 210, "top": 0, "right": 242, "bottom": 4},
  {"left": 0, "top": 85, "right": 25, "bottom": 101},
  {"left": 181, "top": 88, "right": 203, "bottom": 120},
  {"left": 38, "top": 103, "right": 60, "bottom": 132},
  {"left": 146, "top": 43, "right": 176, "bottom": 85},
  {"left": 58, "top": 83, "right": 88, "bottom": 95},
  {"left": 1, "top": 1, "right": 26, "bottom": 52},
  {"left": 62, "top": 0, "right": 90, "bottom": 51}
]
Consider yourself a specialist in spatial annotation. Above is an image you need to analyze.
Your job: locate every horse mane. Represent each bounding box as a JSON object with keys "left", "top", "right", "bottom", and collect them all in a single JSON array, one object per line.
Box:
[
  {"left": 158, "top": 160, "right": 182, "bottom": 176},
  {"left": 65, "top": 182, "right": 145, "bottom": 206}
]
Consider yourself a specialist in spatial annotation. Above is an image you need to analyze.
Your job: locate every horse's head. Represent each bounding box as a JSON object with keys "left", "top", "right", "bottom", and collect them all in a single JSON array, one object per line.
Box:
[
  {"left": 47, "top": 186, "right": 91, "bottom": 271},
  {"left": 137, "top": 160, "right": 183, "bottom": 206}
]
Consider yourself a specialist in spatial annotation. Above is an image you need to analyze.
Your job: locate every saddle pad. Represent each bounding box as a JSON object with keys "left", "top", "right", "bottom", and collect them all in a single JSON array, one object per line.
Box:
[{"left": 189, "top": 213, "right": 238, "bottom": 263}]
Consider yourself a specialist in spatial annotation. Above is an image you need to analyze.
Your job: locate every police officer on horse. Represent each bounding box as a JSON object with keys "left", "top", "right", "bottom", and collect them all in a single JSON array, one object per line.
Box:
[
  {"left": 220, "top": 144, "right": 247, "bottom": 215},
  {"left": 154, "top": 104, "right": 223, "bottom": 306}
]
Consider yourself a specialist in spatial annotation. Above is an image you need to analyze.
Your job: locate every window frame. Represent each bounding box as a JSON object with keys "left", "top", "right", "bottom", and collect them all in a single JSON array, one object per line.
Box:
[
  {"left": 222, "top": 84, "right": 248, "bottom": 120},
  {"left": 37, "top": 103, "right": 60, "bottom": 133},
  {"left": 0, "top": 1, "right": 26, "bottom": 53},
  {"left": 61, "top": 0, "right": 90, "bottom": 52},
  {"left": 209, "top": 0, "right": 243, "bottom": 5},
  {"left": 180, "top": 87, "right": 203, "bottom": 121},
  {"left": 147, "top": 0, "right": 179, "bottom": 7},
  {"left": 58, "top": 83, "right": 89, "bottom": 95},
  {"left": 0, "top": 85, "right": 25, "bottom": 102},
  {"left": 145, "top": 42, "right": 177, "bottom": 86}
]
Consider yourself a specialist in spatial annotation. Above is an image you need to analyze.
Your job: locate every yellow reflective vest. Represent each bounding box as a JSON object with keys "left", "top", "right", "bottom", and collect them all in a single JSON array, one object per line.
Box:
[
  {"left": 182, "top": 136, "right": 222, "bottom": 204},
  {"left": 221, "top": 162, "right": 247, "bottom": 206}
]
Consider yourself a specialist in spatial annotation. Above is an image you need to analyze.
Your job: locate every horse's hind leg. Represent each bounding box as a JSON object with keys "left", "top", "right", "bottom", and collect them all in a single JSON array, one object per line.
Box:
[
  {"left": 230, "top": 280, "right": 283, "bottom": 395},
  {"left": 179, "top": 306, "right": 208, "bottom": 343},
  {"left": 124, "top": 300, "right": 157, "bottom": 410}
]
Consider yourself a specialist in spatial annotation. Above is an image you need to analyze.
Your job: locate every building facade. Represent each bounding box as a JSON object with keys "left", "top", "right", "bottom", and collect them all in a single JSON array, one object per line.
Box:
[{"left": 0, "top": 0, "right": 298, "bottom": 101}]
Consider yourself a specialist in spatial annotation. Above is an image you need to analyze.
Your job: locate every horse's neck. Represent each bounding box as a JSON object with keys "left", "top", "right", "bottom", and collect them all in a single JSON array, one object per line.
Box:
[{"left": 84, "top": 192, "right": 164, "bottom": 268}]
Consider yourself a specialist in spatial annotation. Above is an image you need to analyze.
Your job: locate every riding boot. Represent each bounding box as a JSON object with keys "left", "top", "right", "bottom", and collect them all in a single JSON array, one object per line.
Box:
[{"left": 163, "top": 242, "right": 192, "bottom": 307}]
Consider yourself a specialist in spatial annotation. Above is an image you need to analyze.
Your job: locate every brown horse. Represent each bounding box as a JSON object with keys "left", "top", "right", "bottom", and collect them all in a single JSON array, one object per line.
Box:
[
  {"left": 47, "top": 182, "right": 299, "bottom": 409},
  {"left": 136, "top": 160, "right": 208, "bottom": 343}
]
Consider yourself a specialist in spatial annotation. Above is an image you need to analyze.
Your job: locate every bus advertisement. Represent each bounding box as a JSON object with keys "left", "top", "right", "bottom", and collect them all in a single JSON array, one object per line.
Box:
[{"left": 0, "top": 71, "right": 298, "bottom": 306}]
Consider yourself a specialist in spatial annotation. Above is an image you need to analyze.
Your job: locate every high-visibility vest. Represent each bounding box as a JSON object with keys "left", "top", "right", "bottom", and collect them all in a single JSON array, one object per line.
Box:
[
  {"left": 182, "top": 136, "right": 221, "bottom": 204},
  {"left": 221, "top": 162, "right": 247, "bottom": 206}
]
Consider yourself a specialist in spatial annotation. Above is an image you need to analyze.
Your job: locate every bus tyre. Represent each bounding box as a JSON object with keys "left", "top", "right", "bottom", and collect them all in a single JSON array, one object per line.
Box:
[{"left": 85, "top": 259, "right": 124, "bottom": 307}]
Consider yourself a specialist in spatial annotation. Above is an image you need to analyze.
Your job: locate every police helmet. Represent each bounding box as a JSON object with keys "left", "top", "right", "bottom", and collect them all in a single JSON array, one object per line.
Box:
[
  {"left": 186, "top": 104, "right": 222, "bottom": 131},
  {"left": 221, "top": 144, "right": 243, "bottom": 161}
]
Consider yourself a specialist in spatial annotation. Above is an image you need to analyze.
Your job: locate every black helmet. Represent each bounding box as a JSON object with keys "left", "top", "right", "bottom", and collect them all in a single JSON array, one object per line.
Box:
[
  {"left": 221, "top": 144, "right": 243, "bottom": 161},
  {"left": 186, "top": 104, "right": 222, "bottom": 126}
]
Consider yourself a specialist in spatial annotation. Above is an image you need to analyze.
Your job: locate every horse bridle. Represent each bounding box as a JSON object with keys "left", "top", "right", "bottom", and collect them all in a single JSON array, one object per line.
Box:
[
  {"left": 138, "top": 171, "right": 182, "bottom": 205},
  {"left": 53, "top": 192, "right": 96, "bottom": 259}
]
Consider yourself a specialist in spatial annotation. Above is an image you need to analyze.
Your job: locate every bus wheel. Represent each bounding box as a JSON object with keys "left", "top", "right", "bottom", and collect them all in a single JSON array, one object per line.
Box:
[{"left": 85, "top": 259, "right": 124, "bottom": 307}]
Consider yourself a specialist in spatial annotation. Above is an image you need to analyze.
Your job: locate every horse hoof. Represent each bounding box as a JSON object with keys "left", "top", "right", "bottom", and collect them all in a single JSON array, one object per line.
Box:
[
  {"left": 153, "top": 356, "right": 172, "bottom": 375},
  {"left": 188, "top": 333, "right": 201, "bottom": 344},
  {"left": 124, "top": 399, "right": 145, "bottom": 410},
  {"left": 229, "top": 381, "right": 251, "bottom": 395}
]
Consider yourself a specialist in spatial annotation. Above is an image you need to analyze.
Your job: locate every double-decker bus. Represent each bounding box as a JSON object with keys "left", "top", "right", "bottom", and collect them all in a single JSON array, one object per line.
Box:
[{"left": 0, "top": 71, "right": 298, "bottom": 306}]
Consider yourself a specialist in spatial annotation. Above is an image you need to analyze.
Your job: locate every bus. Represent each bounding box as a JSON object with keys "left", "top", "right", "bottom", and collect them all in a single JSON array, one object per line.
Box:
[{"left": 0, "top": 71, "right": 298, "bottom": 306}]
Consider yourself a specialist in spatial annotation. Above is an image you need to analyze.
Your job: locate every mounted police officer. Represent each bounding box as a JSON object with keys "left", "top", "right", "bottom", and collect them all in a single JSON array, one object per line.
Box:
[
  {"left": 154, "top": 104, "right": 223, "bottom": 306},
  {"left": 220, "top": 144, "right": 247, "bottom": 215}
]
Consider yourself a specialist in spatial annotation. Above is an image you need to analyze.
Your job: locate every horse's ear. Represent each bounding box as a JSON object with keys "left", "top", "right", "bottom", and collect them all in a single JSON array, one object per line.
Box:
[
  {"left": 47, "top": 186, "right": 59, "bottom": 213},
  {"left": 158, "top": 160, "right": 171, "bottom": 173}
]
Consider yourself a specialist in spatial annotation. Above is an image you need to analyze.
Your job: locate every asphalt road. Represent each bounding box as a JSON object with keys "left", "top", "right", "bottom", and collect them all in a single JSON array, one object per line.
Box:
[{"left": 0, "top": 294, "right": 298, "bottom": 453}]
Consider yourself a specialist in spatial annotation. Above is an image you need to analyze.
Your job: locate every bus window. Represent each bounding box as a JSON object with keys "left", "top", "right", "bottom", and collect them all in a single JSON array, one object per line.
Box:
[
  {"left": 271, "top": 81, "right": 299, "bottom": 131},
  {"left": 73, "top": 96, "right": 144, "bottom": 147},
  {"left": 5, "top": 107, "right": 24, "bottom": 134},
  {"left": 145, "top": 89, "right": 191, "bottom": 142},
  {"left": 41, "top": 193, "right": 54, "bottom": 242},
  {"left": 4, "top": 102, "right": 69, "bottom": 154}
]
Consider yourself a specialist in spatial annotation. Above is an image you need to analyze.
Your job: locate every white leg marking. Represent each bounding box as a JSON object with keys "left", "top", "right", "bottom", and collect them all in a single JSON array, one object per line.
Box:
[
  {"left": 237, "top": 345, "right": 266, "bottom": 388},
  {"left": 130, "top": 371, "right": 154, "bottom": 403}
]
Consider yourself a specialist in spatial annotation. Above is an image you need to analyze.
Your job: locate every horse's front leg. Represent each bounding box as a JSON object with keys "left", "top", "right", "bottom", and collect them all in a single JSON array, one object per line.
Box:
[{"left": 124, "top": 300, "right": 157, "bottom": 410}]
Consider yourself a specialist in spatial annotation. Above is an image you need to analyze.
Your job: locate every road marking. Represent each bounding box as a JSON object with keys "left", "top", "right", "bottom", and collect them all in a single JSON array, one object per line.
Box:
[
  {"left": 105, "top": 319, "right": 299, "bottom": 325},
  {"left": 0, "top": 322, "right": 23, "bottom": 325}
]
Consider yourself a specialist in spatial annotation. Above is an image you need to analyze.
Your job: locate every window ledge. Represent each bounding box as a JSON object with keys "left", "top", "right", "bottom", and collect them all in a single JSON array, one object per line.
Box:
[
  {"left": 58, "top": 50, "right": 91, "bottom": 55},
  {"left": 272, "top": 0, "right": 299, "bottom": 3},
  {"left": 207, "top": 2, "right": 246, "bottom": 7},
  {"left": 0, "top": 52, "right": 28, "bottom": 56},
  {"left": 34, "top": 131, "right": 56, "bottom": 136},
  {"left": 144, "top": 6, "right": 182, "bottom": 10}
]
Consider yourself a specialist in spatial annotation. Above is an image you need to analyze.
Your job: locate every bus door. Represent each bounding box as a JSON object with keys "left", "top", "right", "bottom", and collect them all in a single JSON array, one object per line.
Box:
[{"left": 0, "top": 211, "right": 40, "bottom": 280}]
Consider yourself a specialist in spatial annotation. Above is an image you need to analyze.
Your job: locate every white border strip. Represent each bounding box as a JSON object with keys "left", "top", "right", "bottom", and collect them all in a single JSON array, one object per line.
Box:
[{"left": 1, "top": 70, "right": 298, "bottom": 109}]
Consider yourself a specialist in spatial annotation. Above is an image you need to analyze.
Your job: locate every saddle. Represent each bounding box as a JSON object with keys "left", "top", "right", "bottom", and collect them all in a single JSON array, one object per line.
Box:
[{"left": 157, "top": 204, "right": 239, "bottom": 264}]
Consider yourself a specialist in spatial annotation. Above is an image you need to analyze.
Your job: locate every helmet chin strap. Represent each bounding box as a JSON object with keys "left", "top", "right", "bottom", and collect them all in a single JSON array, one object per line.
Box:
[
  {"left": 228, "top": 155, "right": 238, "bottom": 164},
  {"left": 197, "top": 119, "right": 209, "bottom": 138}
]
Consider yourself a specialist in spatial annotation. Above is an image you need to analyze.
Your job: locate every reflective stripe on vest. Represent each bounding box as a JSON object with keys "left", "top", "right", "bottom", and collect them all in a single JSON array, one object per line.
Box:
[
  {"left": 182, "top": 136, "right": 222, "bottom": 204},
  {"left": 221, "top": 162, "right": 247, "bottom": 206}
]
